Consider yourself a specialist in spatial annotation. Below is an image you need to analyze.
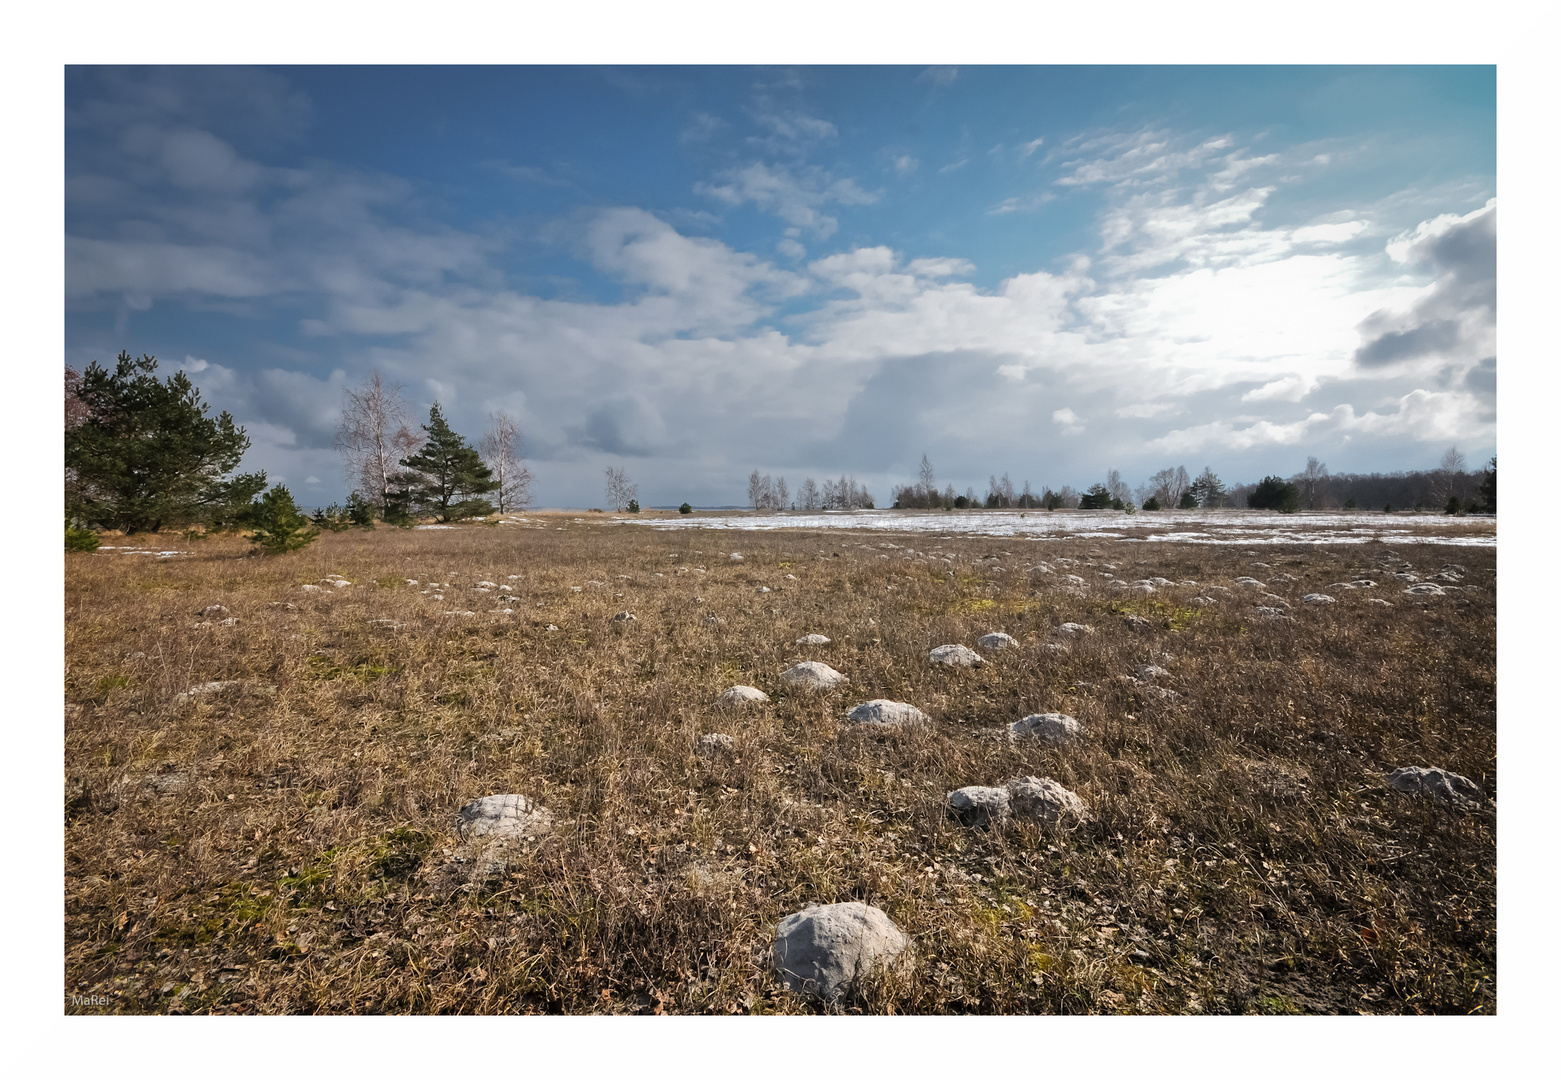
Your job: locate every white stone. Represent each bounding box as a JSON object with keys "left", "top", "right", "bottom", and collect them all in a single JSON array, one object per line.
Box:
[
  {"left": 930, "top": 644, "right": 983, "bottom": 667},
  {"left": 613, "top": 611, "right": 637, "bottom": 622},
  {"left": 1006, "top": 775, "right": 1089, "bottom": 825},
  {"left": 717, "top": 685, "right": 770, "bottom": 707},
  {"left": 1405, "top": 583, "right": 1446, "bottom": 596},
  {"left": 756, "top": 586, "right": 772, "bottom": 593},
  {"left": 795, "top": 634, "right": 831, "bottom": 645},
  {"left": 454, "top": 794, "right": 553, "bottom": 841},
  {"left": 1368, "top": 599, "right": 1392, "bottom": 607},
  {"left": 1135, "top": 664, "right": 1170, "bottom": 680},
  {"left": 1387, "top": 766, "right": 1487, "bottom": 810},
  {"left": 844, "top": 700, "right": 929, "bottom": 729},
  {"left": 1302, "top": 593, "right": 1336, "bottom": 604},
  {"left": 780, "top": 662, "right": 848, "bottom": 691},
  {"left": 698, "top": 733, "right": 736, "bottom": 756},
  {"left": 947, "top": 785, "right": 1010, "bottom": 826},
  {"left": 300, "top": 584, "right": 322, "bottom": 592},
  {"left": 771, "top": 902, "right": 910, "bottom": 1002},
  {"left": 1055, "top": 623, "right": 1091, "bottom": 636},
  {"left": 1235, "top": 577, "right": 1264, "bottom": 587},
  {"left": 196, "top": 604, "right": 230, "bottom": 618},
  {"left": 1009, "top": 712, "right": 1080, "bottom": 743},
  {"left": 476, "top": 581, "right": 497, "bottom": 588},
  {"left": 978, "top": 632, "right": 1018, "bottom": 651},
  {"left": 1253, "top": 607, "right": 1292, "bottom": 621},
  {"left": 729, "top": 553, "right": 744, "bottom": 562}
]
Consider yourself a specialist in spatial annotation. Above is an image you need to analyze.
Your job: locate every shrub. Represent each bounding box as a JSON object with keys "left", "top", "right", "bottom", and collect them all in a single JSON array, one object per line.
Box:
[
  {"left": 627, "top": 500, "right": 641, "bottom": 513},
  {"left": 678, "top": 502, "right": 692, "bottom": 514},
  {"left": 1177, "top": 491, "right": 1198, "bottom": 509},
  {"left": 1142, "top": 496, "right": 1161, "bottom": 511},
  {"left": 311, "top": 503, "right": 354, "bottom": 532},
  {"left": 248, "top": 486, "right": 320, "bottom": 554},
  {"left": 65, "top": 519, "right": 100, "bottom": 552},
  {"left": 954, "top": 495, "right": 970, "bottom": 509},
  {"left": 1344, "top": 498, "right": 1357, "bottom": 510}
]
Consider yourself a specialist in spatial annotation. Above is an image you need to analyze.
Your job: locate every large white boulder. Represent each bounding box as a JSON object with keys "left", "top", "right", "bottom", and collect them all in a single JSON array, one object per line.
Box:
[
  {"left": 1009, "top": 712, "right": 1080, "bottom": 744},
  {"left": 771, "top": 902, "right": 911, "bottom": 1002},
  {"left": 929, "top": 644, "right": 983, "bottom": 667},
  {"left": 454, "top": 794, "right": 553, "bottom": 841},
  {"left": 717, "top": 685, "right": 770, "bottom": 707},
  {"left": 1387, "top": 766, "right": 1488, "bottom": 810},
  {"left": 947, "top": 785, "right": 1010, "bottom": 826},
  {"left": 1007, "top": 776, "right": 1089, "bottom": 825},
  {"left": 781, "top": 662, "right": 848, "bottom": 690},
  {"left": 844, "top": 700, "right": 929, "bottom": 729}
]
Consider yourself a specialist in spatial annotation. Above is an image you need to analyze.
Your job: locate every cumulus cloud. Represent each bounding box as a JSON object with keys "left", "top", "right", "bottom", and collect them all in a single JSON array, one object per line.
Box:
[
  {"left": 696, "top": 163, "right": 876, "bottom": 238},
  {"left": 1052, "top": 407, "right": 1084, "bottom": 434},
  {"left": 1354, "top": 199, "right": 1496, "bottom": 370}
]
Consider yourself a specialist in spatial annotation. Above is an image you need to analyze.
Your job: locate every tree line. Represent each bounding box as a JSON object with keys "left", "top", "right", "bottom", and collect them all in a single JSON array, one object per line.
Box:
[
  {"left": 65, "top": 356, "right": 539, "bottom": 554},
  {"left": 743, "top": 452, "right": 1495, "bottom": 516}
]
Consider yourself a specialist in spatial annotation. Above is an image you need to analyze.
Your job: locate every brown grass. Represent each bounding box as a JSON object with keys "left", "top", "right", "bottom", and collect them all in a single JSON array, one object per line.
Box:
[{"left": 64, "top": 514, "right": 1496, "bottom": 1014}]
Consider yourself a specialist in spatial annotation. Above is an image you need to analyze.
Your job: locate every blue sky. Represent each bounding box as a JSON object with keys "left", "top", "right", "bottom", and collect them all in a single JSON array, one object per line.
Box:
[{"left": 64, "top": 65, "right": 1496, "bottom": 507}]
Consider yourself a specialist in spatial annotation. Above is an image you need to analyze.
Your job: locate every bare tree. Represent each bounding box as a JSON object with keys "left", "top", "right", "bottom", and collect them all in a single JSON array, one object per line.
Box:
[
  {"left": 1141, "top": 465, "right": 1191, "bottom": 508},
  {"left": 775, "top": 475, "right": 789, "bottom": 510},
  {"left": 747, "top": 469, "right": 767, "bottom": 510},
  {"left": 1429, "top": 446, "right": 1472, "bottom": 507},
  {"left": 1106, "top": 468, "right": 1131, "bottom": 506},
  {"left": 918, "top": 453, "right": 936, "bottom": 498},
  {"left": 604, "top": 466, "right": 638, "bottom": 512},
  {"left": 336, "top": 372, "right": 422, "bottom": 517},
  {"left": 799, "top": 477, "right": 820, "bottom": 511},
  {"left": 478, "top": 411, "right": 534, "bottom": 513},
  {"left": 1293, "top": 456, "right": 1329, "bottom": 510}
]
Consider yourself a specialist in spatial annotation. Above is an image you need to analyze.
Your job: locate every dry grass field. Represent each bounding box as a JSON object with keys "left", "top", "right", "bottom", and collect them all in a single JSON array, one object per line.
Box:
[{"left": 63, "top": 513, "right": 1496, "bottom": 1014}]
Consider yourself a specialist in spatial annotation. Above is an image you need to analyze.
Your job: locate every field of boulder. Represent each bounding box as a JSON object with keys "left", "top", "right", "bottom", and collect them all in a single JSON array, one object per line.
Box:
[{"left": 64, "top": 516, "right": 1496, "bottom": 1013}]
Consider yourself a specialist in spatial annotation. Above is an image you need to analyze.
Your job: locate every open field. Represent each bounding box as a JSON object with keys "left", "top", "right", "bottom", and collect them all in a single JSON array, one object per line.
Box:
[{"left": 64, "top": 512, "right": 1496, "bottom": 1014}]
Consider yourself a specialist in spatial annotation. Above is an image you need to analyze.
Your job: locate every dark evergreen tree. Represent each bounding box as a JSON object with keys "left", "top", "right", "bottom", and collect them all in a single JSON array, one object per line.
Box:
[
  {"left": 1142, "top": 496, "right": 1161, "bottom": 510},
  {"left": 346, "top": 492, "right": 377, "bottom": 528},
  {"left": 1248, "top": 475, "right": 1301, "bottom": 513},
  {"left": 678, "top": 502, "right": 693, "bottom": 515},
  {"left": 399, "top": 403, "right": 499, "bottom": 522},
  {"left": 1177, "top": 490, "right": 1198, "bottom": 509},
  {"left": 1478, "top": 457, "right": 1496, "bottom": 513},
  {"left": 65, "top": 352, "right": 260, "bottom": 533},
  {"left": 1078, "top": 483, "right": 1113, "bottom": 510},
  {"left": 248, "top": 486, "right": 319, "bottom": 554}
]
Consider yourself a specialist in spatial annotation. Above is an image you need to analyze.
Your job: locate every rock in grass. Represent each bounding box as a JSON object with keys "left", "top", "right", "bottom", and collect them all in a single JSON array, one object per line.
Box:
[
  {"left": 1007, "top": 776, "right": 1089, "bottom": 825},
  {"left": 1009, "top": 712, "right": 1080, "bottom": 744},
  {"left": 977, "top": 632, "right": 1018, "bottom": 651},
  {"left": 795, "top": 633, "right": 831, "bottom": 646},
  {"left": 1235, "top": 577, "right": 1265, "bottom": 587},
  {"left": 612, "top": 611, "right": 637, "bottom": 622},
  {"left": 947, "top": 785, "right": 1010, "bottom": 826},
  {"left": 454, "top": 794, "right": 553, "bottom": 841},
  {"left": 1302, "top": 593, "right": 1336, "bottom": 604},
  {"left": 1253, "top": 606, "right": 1293, "bottom": 621},
  {"left": 717, "top": 685, "right": 770, "bottom": 707},
  {"left": 1121, "top": 614, "right": 1153, "bottom": 630},
  {"left": 1135, "top": 664, "right": 1170, "bottom": 680},
  {"left": 1055, "top": 623, "right": 1091, "bottom": 636},
  {"left": 929, "top": 644, "right": 984, "bottom": 667},
  {"left": 196, "top": 604, "right": 229, "bottom": 618},
  {"left": 1388, "top": 766, "right": 1488, "bottom": 810},
  {"left": 172, "top": 680, "right": 270, "bottom": 706},
  {"left": 698, "top": 733, "right": 736, "bottom": 757},
  {"left": 844, "top": 700, "right": 929, "bottom": 729},
  {"left": 780, "top": 662, "right": 848, "bottom": 691},
  {"left": 771, "top": 902, "right": 911, "bottom": 1002},
  {"left": 1404, "top": 583, "right": 1446, "bottom": 596}
]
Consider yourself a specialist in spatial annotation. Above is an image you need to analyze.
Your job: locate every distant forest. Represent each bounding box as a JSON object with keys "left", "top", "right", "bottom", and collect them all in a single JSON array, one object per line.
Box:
[{"left": 747, "top": 451, "right": 1496, "bottom": 515}]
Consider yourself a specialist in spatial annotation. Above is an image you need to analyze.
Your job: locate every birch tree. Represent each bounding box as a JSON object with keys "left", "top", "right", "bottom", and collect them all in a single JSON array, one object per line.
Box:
[
  {"left": 335, "top": 372, "right": 422, "bottom": 517},
  {"left": 478, "top": 411, "right": 535, "bottom": 513}
]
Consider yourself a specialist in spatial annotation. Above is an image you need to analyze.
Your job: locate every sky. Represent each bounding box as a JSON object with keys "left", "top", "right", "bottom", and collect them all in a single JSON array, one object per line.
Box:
[{"left": 63, "top": 65, "right": 1497, "bottom": 508}]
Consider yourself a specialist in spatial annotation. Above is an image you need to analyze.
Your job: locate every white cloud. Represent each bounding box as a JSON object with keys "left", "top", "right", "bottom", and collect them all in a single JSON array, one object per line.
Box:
[
  {"left": 917, "top": 67, "right": 959, "bottom": 87},
  {"left": 1115, "top": 402, "right": 1180, "bottom": 419},
  {"left": 1242, "top": 376, "right": 1316, "bottom": 403},
  {"left": 695, "top": 162, "right": 876, "bottom": 238},
  {"left": 1018, "top": 137, "right": 1045, "bottom": 160},
  {"left": 938, "top": 158, "right": 968, "bottom": 174},
  {"left": 1052, "top": 407, "right": 1084, "bottom": 434},
  {"left": 1292, "top": 221, "right": 1367, "bottom": 244},
  {"left": 891, "top": 155, "right": 918, "bottom": 175}
]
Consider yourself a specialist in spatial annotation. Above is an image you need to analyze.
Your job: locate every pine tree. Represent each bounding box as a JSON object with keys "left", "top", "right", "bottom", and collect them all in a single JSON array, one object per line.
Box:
[
  {"left": 399, "top": 404, "right": 499, "bottom": 522},
  {"left": 65, "top": 351, "right": 261, "bottom": 533},
  {"left": 248, "top": 486, "right": 319, "bottom": 554}
]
